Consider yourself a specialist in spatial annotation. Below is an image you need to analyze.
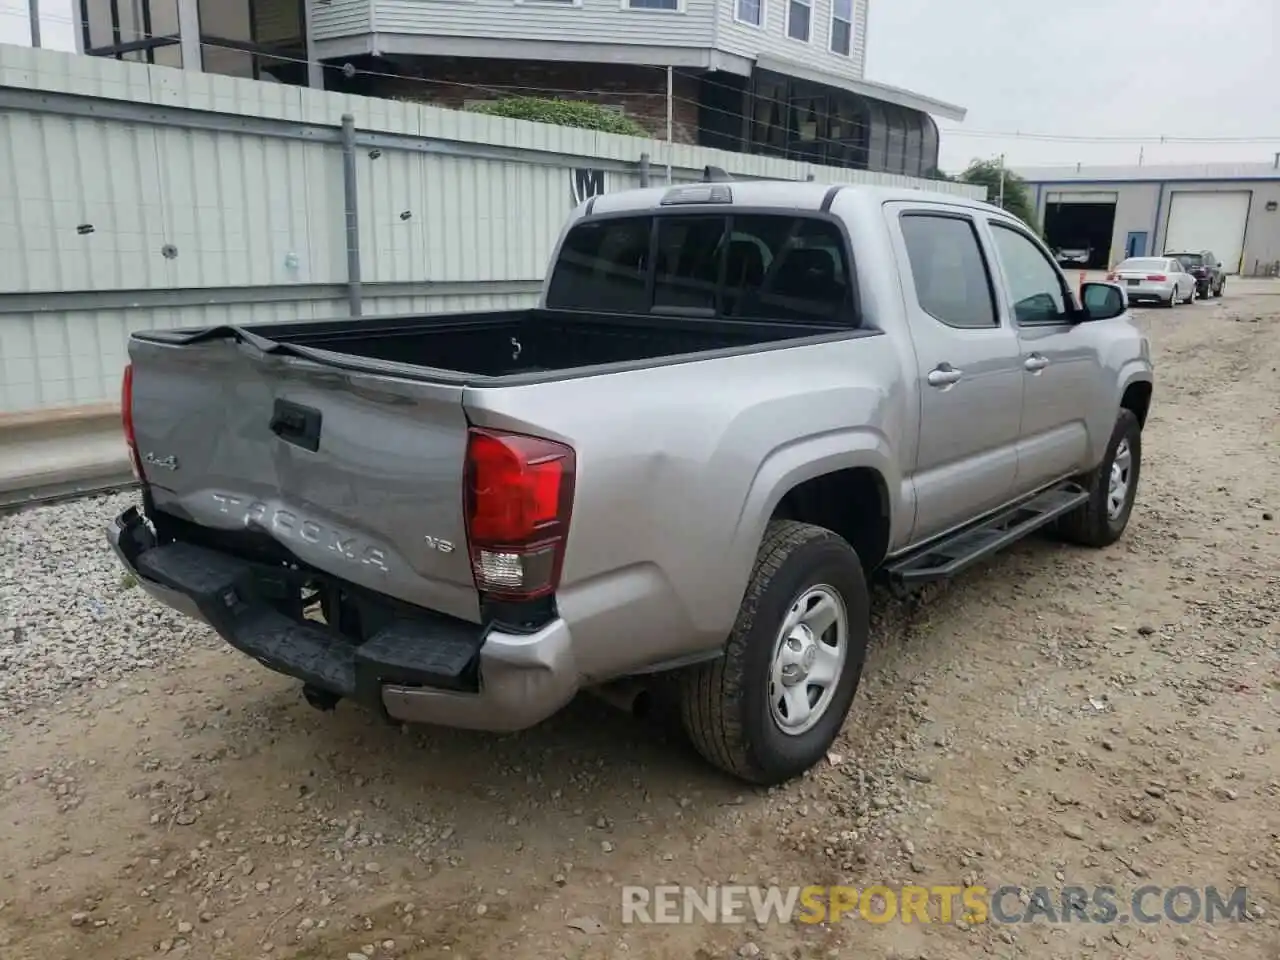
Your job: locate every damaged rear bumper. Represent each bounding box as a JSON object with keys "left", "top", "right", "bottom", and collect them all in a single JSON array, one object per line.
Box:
[{"left": 107, "top": 506, "right": 579, "bottom": 732}]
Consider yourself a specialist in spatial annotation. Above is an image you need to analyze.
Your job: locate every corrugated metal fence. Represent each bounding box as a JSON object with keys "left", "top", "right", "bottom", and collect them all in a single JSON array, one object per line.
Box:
[{"left": 0, "top": 45, "right": 982, "bottom": 415}]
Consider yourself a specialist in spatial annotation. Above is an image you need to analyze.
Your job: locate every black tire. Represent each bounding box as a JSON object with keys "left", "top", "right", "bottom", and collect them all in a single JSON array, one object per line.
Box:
[
  {"left": 1215, "top": 279, "right": 1225, "bottom": 298},
  {"left": 679, "top": 520, "right": 869, "bottom": 785},
  {"left": 1163, "top": 291, "right": 1176, "bottom": 308},
  {"left": 1056, "top": 409, "right": 1142, "bottom": 548},
  {"left": 1182, "top": 287, "right": 1195, "bottom": 305}
]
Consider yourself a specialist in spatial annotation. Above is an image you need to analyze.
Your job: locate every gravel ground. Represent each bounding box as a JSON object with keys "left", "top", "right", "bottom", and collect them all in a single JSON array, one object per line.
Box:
[
  {"left": 0, "top": 491, "right": 212, "bottom": 723},
  {"left": 1, "top": 286, "right": 1277, "bottom": 960}
]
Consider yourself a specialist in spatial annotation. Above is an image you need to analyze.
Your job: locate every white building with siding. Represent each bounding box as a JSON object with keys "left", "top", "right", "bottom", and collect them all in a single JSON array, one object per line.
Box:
[{"left": 71, "top": 0, "right": 964, "bottom": 178}]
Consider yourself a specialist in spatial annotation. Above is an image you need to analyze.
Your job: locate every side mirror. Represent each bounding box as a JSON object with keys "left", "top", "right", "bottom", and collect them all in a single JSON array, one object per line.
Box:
[{"left": 1078, "top": 282, "right": 1127, "bottom": 322}]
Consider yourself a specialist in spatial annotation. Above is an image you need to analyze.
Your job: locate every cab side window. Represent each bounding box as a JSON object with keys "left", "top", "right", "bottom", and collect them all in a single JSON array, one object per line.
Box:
[
  {"left": 989, "top": 223, "right": 1069, "bottom": 325},
  {"left": 899, "top": 213, "right": 998, "bottom": 329}
]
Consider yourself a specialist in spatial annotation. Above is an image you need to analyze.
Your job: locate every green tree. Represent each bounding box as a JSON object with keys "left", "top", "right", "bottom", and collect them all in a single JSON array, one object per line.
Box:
[
  {"left": 957, "top": 158, "right": 1040, "bottom": 233},
  {"left": 466, "top": 97, "right": 650, "bottom": 138}
]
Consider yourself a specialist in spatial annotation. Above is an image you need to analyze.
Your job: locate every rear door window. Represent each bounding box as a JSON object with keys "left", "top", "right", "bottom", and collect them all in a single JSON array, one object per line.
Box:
[{"left": 899, "top": 213, "right": 997, "bottom": 328}]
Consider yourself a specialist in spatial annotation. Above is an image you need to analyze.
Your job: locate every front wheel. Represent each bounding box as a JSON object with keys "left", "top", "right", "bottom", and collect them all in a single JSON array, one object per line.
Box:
[
  {"left": 1215, "top": 279, "right": 1226, "bottom": 298},
  {"left": 679, "top": 521, "right": 869, "bottom": 785},
  {"left": 1056, "top": 409, "right": 1142, "bottom": 548}
]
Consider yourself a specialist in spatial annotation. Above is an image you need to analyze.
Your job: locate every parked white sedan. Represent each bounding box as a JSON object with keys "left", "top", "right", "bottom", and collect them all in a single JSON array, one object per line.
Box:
[{"left": 1107, "top": 257, "right": 1196, "bottom": 307}]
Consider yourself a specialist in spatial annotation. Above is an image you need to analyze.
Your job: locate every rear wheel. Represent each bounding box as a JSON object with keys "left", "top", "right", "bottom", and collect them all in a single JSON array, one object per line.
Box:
[
  {"left": 1182, "top": 284, "right": 1195, "bottom": 305},
  {"left": 680, "top": 521, "right": 869, "bottom": 785},
  {"left": 1215, "top": 278, "right": 1226, "bottom": 297},
  {"left": 1164, "top": 290, "right": 1177, "bottom": 308},
  {"left": 1056, "top": 409, "right": 1142, "bottom": 548}
]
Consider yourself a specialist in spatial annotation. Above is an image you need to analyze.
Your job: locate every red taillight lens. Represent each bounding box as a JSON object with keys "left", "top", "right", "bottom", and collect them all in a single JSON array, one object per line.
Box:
[
  {"left": 464, "top": 428, "right": 575, "bottom": 600},
  {"left": 121, "top": 363, "right": 143, "bottom": 479},
  {"left": 1146, "top": 274, "right": 1167, "bottom": 281}
]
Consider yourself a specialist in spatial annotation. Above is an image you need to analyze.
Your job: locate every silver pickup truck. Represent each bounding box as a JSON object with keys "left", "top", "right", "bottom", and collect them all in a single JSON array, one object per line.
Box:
[{"left": 109, "top": 180, "right": 1153, "bottom": 785}]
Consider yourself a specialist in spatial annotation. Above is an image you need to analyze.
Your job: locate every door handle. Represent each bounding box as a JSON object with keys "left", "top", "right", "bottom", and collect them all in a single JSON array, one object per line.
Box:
[
  {"left": 1024, "top": 353, "right": 1050, "bottom": 373},
  {"left": 926, "top": 363, "right": 963, "bottom": 388}
]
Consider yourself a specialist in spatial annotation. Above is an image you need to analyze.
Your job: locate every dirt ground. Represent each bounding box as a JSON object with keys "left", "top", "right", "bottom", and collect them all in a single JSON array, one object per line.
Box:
[{"left": 2, "top": 284, "right": 1278, "bottom": 960}]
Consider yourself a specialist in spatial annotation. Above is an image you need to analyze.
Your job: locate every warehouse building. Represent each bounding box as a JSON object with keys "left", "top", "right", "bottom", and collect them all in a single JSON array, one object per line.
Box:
[{"left": 1018, "top": 161, "right": 1280, "bottom": 275}]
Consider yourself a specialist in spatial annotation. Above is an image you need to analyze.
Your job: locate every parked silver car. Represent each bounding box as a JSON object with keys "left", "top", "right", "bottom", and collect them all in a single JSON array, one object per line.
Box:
[
  {"left": 1055, "top": 245, "right": 1092, "bottom": 267},
  {"left": 1107, "top": 257, "right": 1196, "bottom": 307}
]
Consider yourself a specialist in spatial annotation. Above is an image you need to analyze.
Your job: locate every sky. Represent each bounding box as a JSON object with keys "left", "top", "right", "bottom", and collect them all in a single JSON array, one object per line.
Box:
[
  {"left": 3, "top": 0, "right": 1279, "bottom": 173},
  {"left": 866, "top": 0, "right": 1280, "bottom": 172}
]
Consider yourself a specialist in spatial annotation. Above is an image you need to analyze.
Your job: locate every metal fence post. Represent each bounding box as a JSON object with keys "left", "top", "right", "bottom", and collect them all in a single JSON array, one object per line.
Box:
[
  {"left": 638, "top": 153, "right": 651, "bottom": 188},
  {"left": 340, "top": 114, "right": 363, "bottom": 318},
  {"left": 27, "top": 0, "right": 40, "bottom": 47}
]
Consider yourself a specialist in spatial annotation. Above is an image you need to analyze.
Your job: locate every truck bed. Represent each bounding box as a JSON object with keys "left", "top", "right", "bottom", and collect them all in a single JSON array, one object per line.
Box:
[{"left": 137, "top": 309, "right": 855, "bottom": 381}]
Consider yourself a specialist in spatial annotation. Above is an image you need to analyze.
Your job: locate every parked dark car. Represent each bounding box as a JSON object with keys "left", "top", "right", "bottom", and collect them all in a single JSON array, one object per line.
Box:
[{"left": 1165, "top": 250, "right": 1225, "bottom": 299}]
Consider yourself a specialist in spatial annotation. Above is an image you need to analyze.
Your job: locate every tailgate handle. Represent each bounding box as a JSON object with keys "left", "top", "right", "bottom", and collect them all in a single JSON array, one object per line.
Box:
[{"left": 269, "top": 399, "right": 322, "bottom": 452}]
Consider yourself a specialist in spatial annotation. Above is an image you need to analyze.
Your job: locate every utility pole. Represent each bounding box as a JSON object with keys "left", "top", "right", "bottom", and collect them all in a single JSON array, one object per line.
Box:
[
  {"left": 997, "top": 153, "right": 1006, "bottom": 209},
  {"left": 666, "top": 66, "right": 674, "bottom": 184},
  {"left": 28, "top": 0, "right": 40, "bottom": 47}
]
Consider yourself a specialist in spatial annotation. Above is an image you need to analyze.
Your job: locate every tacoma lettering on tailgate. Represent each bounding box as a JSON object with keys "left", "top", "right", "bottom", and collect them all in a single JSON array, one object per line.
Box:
[{"left": 210, "top": 493, "right": 390, "bottom": 573}]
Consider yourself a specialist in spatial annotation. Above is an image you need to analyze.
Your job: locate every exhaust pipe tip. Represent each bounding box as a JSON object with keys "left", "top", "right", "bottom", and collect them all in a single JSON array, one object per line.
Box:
[
  {"left": 589, "top": 681, "right": 652, "bottom": 720},
  {"left": 302, "top": 683, "right": 342, "bottom": 712}
]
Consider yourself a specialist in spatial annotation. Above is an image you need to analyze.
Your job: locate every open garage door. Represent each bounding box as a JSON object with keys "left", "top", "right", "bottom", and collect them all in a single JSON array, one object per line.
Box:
[
  {"left": 1043, "top": 192, "right": 1118, "bottom": 269},
  {"left": 1164, "top": 191, "right": 1251, "bottom": 274}
]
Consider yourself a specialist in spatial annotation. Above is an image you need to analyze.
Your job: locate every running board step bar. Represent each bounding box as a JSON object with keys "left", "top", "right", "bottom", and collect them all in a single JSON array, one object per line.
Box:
[{"left": 885, "top": 482, "right": 1090, "bottom": 586}]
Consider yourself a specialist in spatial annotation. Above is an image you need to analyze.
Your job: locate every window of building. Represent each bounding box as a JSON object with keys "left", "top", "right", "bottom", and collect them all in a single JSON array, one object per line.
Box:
[
  {"left": 735, "top": 0, "right": 763, "bottom": 26},
  {"left": 545, "top": 214, "right": 855, "bottom": 326},
  {"left": 988, "top": 223, "right": 1069, "bottom": 324},
  {"left": 831, "top": 0, "right": 853, "bottom": 55},
  {"left": 77, "top": 0, "right": 307, "bottom": 83},
  {"left": 899, "top": 214, "right": 998, "bottom": 329},
  {"left": 625, "top": 0, "right": 681, "bottom": 10},
  {"left": 199, "top": 0, "right": 307, "bottom": 83},
  {"left": 786, "top": 0, "right": 812, "bottom": 41},
  {"left": 80, "top": 0, "right": 182, "bottom": 65}
]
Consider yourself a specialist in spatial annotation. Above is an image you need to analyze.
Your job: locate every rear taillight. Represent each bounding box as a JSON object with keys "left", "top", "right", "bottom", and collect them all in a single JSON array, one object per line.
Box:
[
  {"left": 1146, "top": 274, "right": 1167, "bottom": 282},
  {"left": 464, "top": 428, "right": 575, "bottom": 600},
  {"left": 121, "top": 363, "right": 143, "bottom": 479}
]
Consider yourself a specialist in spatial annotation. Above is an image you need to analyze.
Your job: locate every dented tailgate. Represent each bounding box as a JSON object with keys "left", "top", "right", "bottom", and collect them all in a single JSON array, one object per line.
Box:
[{"left": 126, "top": 336, "right": 480, "bottom": 623}]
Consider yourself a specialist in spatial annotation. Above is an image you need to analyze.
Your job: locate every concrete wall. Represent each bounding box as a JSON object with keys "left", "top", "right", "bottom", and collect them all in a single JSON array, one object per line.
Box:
[
  {"left": 0, "top": 44, "right": 981, "bottom": 415},
  {"left": 1030, "top": 178, "right": 1280, "bottom": 274}
]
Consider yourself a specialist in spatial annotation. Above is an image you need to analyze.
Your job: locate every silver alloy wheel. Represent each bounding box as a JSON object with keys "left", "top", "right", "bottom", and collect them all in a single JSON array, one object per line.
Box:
[
  {"left": 768, "top": 585, "right": 848, "bottom": 736},
  {"left": 1107, "top": 438, "right": 1133, "bottom": 520}
]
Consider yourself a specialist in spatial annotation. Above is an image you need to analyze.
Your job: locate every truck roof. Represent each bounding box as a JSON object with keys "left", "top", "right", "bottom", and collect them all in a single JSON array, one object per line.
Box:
[{"left": 585, "top": 179, "right": 1004, "bottom": 218}]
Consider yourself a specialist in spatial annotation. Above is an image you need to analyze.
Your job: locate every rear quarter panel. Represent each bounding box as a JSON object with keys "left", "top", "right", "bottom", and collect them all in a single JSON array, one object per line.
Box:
[{"left": 464, "top": 333, "right": 909, "bottom": 681}]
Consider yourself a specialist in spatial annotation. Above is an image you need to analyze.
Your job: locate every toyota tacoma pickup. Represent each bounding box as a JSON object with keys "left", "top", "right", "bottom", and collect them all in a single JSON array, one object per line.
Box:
[{"left": 109, "top": 180, "right": 1154, "bottom": 785}]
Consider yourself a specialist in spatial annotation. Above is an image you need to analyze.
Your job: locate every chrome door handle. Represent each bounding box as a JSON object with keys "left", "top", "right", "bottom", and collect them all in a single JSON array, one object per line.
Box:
[
  {"left": 1024, "top": 353, "right": 1050, "bottom": 373},
  {"left": 927, "top": 364, "right": 963, "bottom": 388}
]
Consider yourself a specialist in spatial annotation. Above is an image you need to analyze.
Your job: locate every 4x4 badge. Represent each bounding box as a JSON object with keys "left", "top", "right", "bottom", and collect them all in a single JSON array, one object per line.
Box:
[{"left": 143, "top": 452, "right": 179, "bottom": 471}]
